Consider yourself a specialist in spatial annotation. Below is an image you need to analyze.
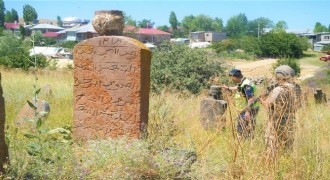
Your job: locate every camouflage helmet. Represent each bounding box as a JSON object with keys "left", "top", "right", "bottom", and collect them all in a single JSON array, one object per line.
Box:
[{"left": 275, "top": 65, "right": 295, "bottom": 78}]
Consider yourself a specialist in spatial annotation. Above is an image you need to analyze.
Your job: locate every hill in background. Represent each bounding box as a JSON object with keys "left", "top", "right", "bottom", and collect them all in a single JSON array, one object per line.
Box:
[{"left": 18, "top": 17, "right": 58, "bottom": 25}]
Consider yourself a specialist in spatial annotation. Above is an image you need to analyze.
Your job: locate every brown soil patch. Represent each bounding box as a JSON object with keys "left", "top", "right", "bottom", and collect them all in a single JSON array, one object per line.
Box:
[{"left": 226, "top": 59, "right": 321, "bottom": 80}]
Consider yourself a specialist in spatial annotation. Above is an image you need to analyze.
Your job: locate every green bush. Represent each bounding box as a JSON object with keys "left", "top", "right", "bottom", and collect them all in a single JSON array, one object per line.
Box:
[
  {"left": 272, "top": 58, "right": 301, "bottom": 76},
  {"left": 321, "top": 44, "right": 330, "bottom": 54},
  {"left": 259, "top": 31, "right": 308, "bottom": 58},
  {"left": 151, "top": 43, "right": 225, "bottom": 94},
  {"left": 56, "top": 41, "right": 78, "bottom": 49},
  {"left": 211, "top": 36, "right": 261, "bottom": 60},
  {"left": 0, "top": 31, "right": 49, "bottom": 70}
]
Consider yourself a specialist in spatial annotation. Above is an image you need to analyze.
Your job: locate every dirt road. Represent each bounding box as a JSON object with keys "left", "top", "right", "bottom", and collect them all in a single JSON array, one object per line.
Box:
[{"left": 228, "top": 59, "right": 320, "bottom": 80}]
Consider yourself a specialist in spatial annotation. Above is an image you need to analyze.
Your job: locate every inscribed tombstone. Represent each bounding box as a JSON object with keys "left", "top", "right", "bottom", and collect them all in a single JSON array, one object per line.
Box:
[{"left": 73, "top": 36, "right": 151, "bottom": 140}]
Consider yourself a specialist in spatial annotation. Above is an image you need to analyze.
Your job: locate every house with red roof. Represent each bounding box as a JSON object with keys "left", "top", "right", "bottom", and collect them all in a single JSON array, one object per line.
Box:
[
  {"left": 4, "top": 23, "right": 21, "bottom": 34},
  {"left": 128, "top": 27, "right": 171, "bottom": 44}
]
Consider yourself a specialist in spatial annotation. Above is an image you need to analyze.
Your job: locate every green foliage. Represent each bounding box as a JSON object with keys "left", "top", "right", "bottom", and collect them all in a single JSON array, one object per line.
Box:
[
  {"left": 23, "top": 4, "right": 38, "bottom": 24},
  {"left": 211, "top": 36, "right": 261, "bottom": 59},
  {"left": 157, "top": 25, "right": 169, "bottom": 32},
  {"left": 123, "top": 12, "right": 137, "bottom": 26},
  {"left": 169, "top": 11, "right": 178, "bottom": 30},
  {"left": 225, "top": 13, "right": 248, "bottom": 37},
  {"left": 5, "top": 9, "right": 18, "bottom": 23},
  {"left": 247, "top": 17, "right": 274, "bottom": 37},
  {"left": 259, "top": 31, "right": 308, "bottom": 58},
  {"left": 19, "top": 25, "right": 25, "bottom": 39},
  {"left": 272, "top": 58, "right": 301, "bottom": 76},
  {"left": 0, "top": 31, "right": 48, "bottom": 70},
  {"left": 138, "top": 19, "right": 154, "bottom": 28},
  {"left": 57, "top": 16, "right": 63, "bottom": 27},
  {"left": 274, "top": 20, "right": 289, "bottom": 31},
  {"left": 0, "top": 0, "right": 4, "bottom": 28},
  {"left": 314, "top": 22, "right": 328, "bottom": 33},
  {"left": 56, "top": 40, "right": 78, "bottom": 49},
  {"left": 321, "top": 44, "right": 330, "bottom": 54},
  {"left": 181, "top": 14, "right": 223, "bottom": 37},
  {"left": 151, "top": 42, "right": 224, "bottom": 94}
]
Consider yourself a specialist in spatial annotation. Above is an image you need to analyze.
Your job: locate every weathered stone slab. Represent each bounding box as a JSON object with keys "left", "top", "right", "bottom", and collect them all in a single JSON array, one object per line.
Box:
[
  {"left": 200, "top": 98, "right": 227, "bottom": 130},
  {"left": 15, "top": 99, "right": 50, "bottom": 127},
  {"left": 0, "top": 73, "right": 9, "bottom": 173},
  {"left": 73, "top": 36, "right": 151, "bottom": 140}
]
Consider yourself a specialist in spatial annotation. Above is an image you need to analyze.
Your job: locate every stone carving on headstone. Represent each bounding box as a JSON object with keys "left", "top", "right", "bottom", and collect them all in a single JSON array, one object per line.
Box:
[
  {"left": 200, "top": 85, "right": 227, "bottom": 130},
  {"left": 73, "top": 10, "right": 151, "bottom": 140},
  {"left": 15, "top": 99, "right": 50, "bottom": 127},
  {"left": 0, "top": 73, "right": 9, "bottom": 173}
]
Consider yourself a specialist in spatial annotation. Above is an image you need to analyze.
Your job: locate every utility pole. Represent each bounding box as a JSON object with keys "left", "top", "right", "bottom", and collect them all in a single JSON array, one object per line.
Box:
[{"left": 258, "top": 22, "right": 260, "bottom": 39}]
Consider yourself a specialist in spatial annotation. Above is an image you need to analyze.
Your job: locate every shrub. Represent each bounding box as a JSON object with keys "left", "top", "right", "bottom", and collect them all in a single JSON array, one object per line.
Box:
[
  {"left": 211, "top": 36, "right": 261, "bottom": 60},
  {"left": 321, "top": 44, "right": 330, "bottom": 54},
  {"left": 272, "top": 58, "right": 301, "bottom": 76},
  {"left": 259, "top": 31, "right": 308, "bottom": 58},
  {"left": 0, "top": 31, "right": 49, "bottom": 70},
  {"left": 57, "top": 41, "right": 78, "bottom": 49},
  {"left": 151, "top": 43, "right": 225, "bottom": 94}
]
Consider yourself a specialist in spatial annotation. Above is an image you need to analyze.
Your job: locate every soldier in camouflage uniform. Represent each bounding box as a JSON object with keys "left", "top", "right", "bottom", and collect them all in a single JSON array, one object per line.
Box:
[{"left": 260, "top": 65, "right": 301, "bottom": 159}]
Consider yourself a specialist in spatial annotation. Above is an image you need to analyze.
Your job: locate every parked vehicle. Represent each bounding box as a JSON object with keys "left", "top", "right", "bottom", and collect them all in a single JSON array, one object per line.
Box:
[{"left": 319, "top": 54, "right": 330, "bottom": 62}]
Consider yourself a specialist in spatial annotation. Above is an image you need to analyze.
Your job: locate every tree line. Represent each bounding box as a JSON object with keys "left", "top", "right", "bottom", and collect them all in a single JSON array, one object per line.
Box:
[{"left": 1, "top": 0, "right": 329, "bottom": 37}]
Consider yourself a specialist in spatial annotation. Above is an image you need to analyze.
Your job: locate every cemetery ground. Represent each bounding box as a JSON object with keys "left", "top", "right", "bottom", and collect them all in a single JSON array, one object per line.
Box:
[{"left": 1, "top": 51, "right": 330, "bottom": 179}]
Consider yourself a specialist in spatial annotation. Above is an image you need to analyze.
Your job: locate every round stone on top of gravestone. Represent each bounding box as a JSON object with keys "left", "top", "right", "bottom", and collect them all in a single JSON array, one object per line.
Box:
[
  {"left": 92, "top": 10, "right": 125, "bottom": 36},
  {"left": 73, "top": 10, "right": 151, "bottom": 141}
]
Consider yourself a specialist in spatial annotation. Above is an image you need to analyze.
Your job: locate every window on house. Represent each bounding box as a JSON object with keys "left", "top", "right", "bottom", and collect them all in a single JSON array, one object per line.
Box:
[{"left": 324, "top": 36, "right": 330, "bottom": 40}]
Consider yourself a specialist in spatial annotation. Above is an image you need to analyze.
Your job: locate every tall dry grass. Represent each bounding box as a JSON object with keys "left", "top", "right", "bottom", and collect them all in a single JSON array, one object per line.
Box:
[{"left": 1, "top": 68, "right": 329, "bottom": 179}]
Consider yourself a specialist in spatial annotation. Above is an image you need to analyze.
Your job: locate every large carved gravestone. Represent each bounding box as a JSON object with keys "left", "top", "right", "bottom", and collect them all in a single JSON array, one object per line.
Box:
[
  {"left": 0, "top": 73, "right": 9, "bottom": 173},
  {"left": 73, "top": 10, "right": 151, "bottom": 140}
]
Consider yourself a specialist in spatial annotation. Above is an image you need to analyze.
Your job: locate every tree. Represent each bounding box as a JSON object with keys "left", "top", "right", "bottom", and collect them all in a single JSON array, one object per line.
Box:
[
  {"left": 11, "top": 8, "right": 18, "bottom": 22},
  {"left": 19, "top": 25, "right": 25, "bottom": 39},
  {"left": 211, "top": 17, "right": 223, "bottom": 32},
  {"left": 259, "top": 31, "right": 308, "bottom": 58},
  {"left": 181, "top": 15, "right": 194, "bottom": 36},
  {"left": 225, "top": 13, "right": 248, "bottom": 37},
  {"left": 273, "top": 20, "right": 288, "bottom": 32},
  {"left": 124, "top": 14, "right": 136, "bottom": 26},
  {"left": 247, "top": 17, "right": 273, "bottom": 37},
  {"left": 138, "top": 19, "right": 154, "bottom": 28},
  {"left": 181, "top": 14, "right": 222, "bottom": 37},
  {"left": 157, "top": 25, "right": 169, "bottom": 32},
  {"left": 0, "top": 0, "right": 5, "bottom": 28},
  {"left": 5, "top": 10, "right": 12, "bottom": 22},
  {"left": 57, "top": 16, "right": 63, "bottom": 27},
  {"left": 23, "top": 4, "right": 38, "bottom": 24},
  {"left": 314, "top": 22, "right": 328, "bottom": 33},
  {"left": 169, "top": 11, "right": 178, "bottom": 30}
]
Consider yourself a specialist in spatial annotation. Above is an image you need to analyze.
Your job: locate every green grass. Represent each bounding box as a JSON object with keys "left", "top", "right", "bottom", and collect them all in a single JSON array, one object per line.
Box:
[
  {"left": 300, "top": 51, "right": 329, "bottom": 67},
  {"left": 1, "top": 68, "right": 330, "bottom": 179}
]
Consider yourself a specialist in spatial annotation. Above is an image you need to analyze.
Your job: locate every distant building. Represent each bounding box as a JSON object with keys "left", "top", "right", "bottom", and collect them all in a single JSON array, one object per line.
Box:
[
  {"left": 313, "top": 32, "right": 330, "bottom": 51},
  {"left": 62, "top": 17, "right": 90, "bottom": 28},
  {"left": 31, "top": 24, "right": 64, "bottom": 33},
  {"left": 4, "top": 22, "right": 31, "bottom": 36},
  {"left": 189, "top": 31, "right": 226, "bottom": 43},
  {"left": 4, "top": 22, "right": 21, "bottom": 35},
  {"left": 57, "top": 24, "right": 171, "bottom": 44}
]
